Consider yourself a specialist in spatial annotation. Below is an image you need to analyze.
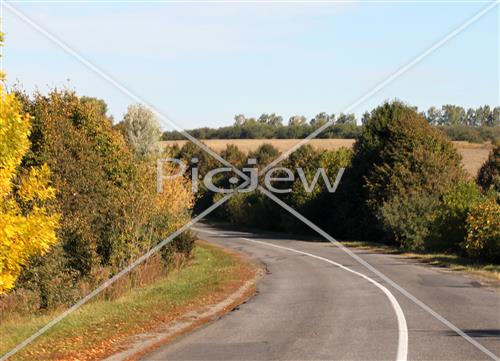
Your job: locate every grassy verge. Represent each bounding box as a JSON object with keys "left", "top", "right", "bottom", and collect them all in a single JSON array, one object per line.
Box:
[
  {"left": 0, "top": 241, "right": 256, "bottom": 361},
  {"left": 339, "top": 240, "right": 500, "bottom": 282}
]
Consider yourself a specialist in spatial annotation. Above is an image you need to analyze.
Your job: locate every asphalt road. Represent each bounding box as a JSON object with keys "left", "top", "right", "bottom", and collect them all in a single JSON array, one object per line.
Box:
[{"left": 142, "top": 223, "right": 500, "bottom": 361}]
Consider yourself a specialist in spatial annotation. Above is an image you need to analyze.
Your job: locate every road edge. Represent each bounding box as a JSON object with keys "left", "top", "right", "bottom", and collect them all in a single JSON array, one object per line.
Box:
[{"left": 103, "top": 242, "right": 264, "bottom": 361}]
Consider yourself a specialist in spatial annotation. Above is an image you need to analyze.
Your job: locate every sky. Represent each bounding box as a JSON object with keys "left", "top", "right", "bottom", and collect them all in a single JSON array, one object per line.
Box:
[{"left": 2, "top": 1, "right": 499, "bottom": 130}]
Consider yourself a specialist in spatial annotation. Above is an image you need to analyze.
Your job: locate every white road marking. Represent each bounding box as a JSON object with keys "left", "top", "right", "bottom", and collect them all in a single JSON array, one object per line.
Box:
[
  {"left": 259, "top": 190, "right": 499, "bottom": 361},
  {"left": 238, "top": 236, "right": 408, "bottom": 361},
  {"left": 195, "top": 226, "right": 408, "bottom": 359}
]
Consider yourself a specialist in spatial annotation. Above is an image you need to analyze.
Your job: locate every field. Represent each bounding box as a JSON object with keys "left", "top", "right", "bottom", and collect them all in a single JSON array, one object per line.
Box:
[{"left": 162, "top": 139, "right": 494, "bottom": 177}]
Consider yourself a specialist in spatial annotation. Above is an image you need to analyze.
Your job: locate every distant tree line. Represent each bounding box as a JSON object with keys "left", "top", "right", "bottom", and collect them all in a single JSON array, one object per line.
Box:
[{"left": 163, "top": 105, "right": 500, "bottom": 143}]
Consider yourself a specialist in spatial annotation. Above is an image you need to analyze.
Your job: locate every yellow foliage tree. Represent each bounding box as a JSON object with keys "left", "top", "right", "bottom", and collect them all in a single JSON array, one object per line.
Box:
[{"left": 0, "top": 53, "right": 59, "bottom": 293}]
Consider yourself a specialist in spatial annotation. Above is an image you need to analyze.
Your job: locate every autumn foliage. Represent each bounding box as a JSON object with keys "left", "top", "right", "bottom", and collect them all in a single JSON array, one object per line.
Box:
[
  {"left": 0, "top": 82, "right": 59, "bottom": 293},
  {"left": 1, "top": 90, "right": 194, "bottom": 309},
  {"left": 463, "top": 198, "right": 500, "bottom": 262}
]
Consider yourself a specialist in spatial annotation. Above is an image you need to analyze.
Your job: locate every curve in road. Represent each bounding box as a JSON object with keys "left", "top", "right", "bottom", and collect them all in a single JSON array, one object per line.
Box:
[
  {"left": 238, "top": 236, "right": 408, "bottom": 361},
  {"left": 142, "top": 224, "right": 500, "bottom": 361}
]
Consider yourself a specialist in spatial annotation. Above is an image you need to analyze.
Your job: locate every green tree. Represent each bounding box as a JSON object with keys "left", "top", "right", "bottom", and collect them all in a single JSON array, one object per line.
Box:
[
  {"left": 249, "top": 143, "right": 280, "bottom": 168},
  {"left": 477, "top": 146, "right": 500, "bottom": 193},
  {"left": 441, "top": 105, "right": 466, "bottom": 125},
  {"left": 426, "top": 106, "right": 442, "bottom": 125},
  {"left": 334, "top": 101, "right": 464, "bottom": 247},
  {"left": 16, "top": 90, "right": 193, "bottom": 308},
  {"left": 288, "top": 115, "right": 307, "bottom": 127},
  {"left": 474, "top": 105, "right": 491, "bottom": 127},
  {"left": 220, "top": 144, "right": 246, "bottom": 167},
  {"left": 336, "top": 113, "right": 356, "bottom": 125},
  {"left": 310, "top": 112, "right": 330, "bottom": 127},
  {"left": 429, "top": 181, "right": 483, "bottom": 251},
  {"left": 361, "top": 111, "right": 371, "bottom": 125},
  {"left": 465, "top": 108, "right": 477, "bottom": 126},
  {"left": 489, "top": 107, "right": 500, "bottom": 127},
  {"left": 21, "top": 91, "right": 137, "bottom": 277},
  {"left": 258, "top": 113, "right": 283, "bottom": 127},
  {"left": 234, "top": 114, "right": 246, "bottom": 126}
]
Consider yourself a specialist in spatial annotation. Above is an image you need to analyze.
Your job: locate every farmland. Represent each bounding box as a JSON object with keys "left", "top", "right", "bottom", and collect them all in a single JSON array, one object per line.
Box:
[{"left": 162, "top": 139, "right": 494, "bottom": 177}]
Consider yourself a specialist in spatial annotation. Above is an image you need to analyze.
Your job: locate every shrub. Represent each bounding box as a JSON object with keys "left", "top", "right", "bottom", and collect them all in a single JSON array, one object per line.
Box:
[
  {"left": 283, "top": 145, "right": 351, "bottom": 209},
  {"left": 436, "top": 125, "right": 500, "bottom": 144},
  {"left": 212, "top": 145, "right": 352, "bottom": 235},
  {"left": 365, "top": 112, "right": 464, "bottom": 211},
  {"left": 477, "top": 126, "right": 500, "bottom": 144},
  {"left": 429, "top": 181, "right": 483, "bottom": 251},
  {"left": 20, "top": 90, "right": 137, "bottom": 277},
  {"left": 215, "top": 191, "right": 282, "bottom": 230},
  {"left": 477, "top": 146, "right": 500, "bottom": 193},
  {"left": 175, "top": 141, "right": 220, "bottom": 214},
  {"left": 378, "top": 192, "right": 440, "bottom": 250},
  {"left": 437, "top": 125, "right": 483, "bottom": 143},
  {"left": 282, "top": 145, "right": 321, "bottom": 208},
  {"left": 462, "top": 198, "right": 500, "bottom": 262},
  {"left": 249, "top": 143, "right": 280, "bottom": 168},
  {"left": 334, "top": 101, "right": 465, "bottom": 246},
  {"left": 162, "top": 230, "right": 196, "bottom": 267},
  {"left": 214, "top": 192, "right": 249, "bottom": 225},
  {"left": 176, "top": 141, "right": 219, "bottom": 177},
  {"left": 14, "top": 244, "right": 78, "bottom": 309},
  {"left": 220, "top": 144, "right": 246, "bottom": 167},
  {"left": 11, "top": 90, "right": 194, "bottom": 309}
]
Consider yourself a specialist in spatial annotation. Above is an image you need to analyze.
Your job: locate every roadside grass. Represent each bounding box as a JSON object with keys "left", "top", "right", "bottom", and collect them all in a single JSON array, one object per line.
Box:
[
  {"left": 0, "top": 241, "right": 255, "bottom": 361},
  {"left": 339, "top": 240, "right": 500, "bottom": 282}
]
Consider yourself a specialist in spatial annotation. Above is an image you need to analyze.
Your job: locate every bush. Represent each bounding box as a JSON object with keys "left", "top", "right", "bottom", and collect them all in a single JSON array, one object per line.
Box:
[
  {"left": 212, "top": 144, "right": 352, "bottom": 234},
  {"left": 220, "top": 144, "right": 246, "bottom": 167},
  {"left": 437, "top": 125, "right": 483, "bottom": 143},
  {"left": 161, "top": 230, "right": 196, "bottom": 267},
  {"left": 462, "top": 198, "right": 500, "bottom": 262},
  {"left": 378, "top": 192, "right": 440, "bottom": 250},
  {"left": 435, "top": 125, "right": 500, "bottom": 144},
  {"left": 477, "top": 126, "right": 500, "bottom": 144},
  {"left": 282, "top": 146, "right": 351, "bottom": 226},
  {"left": 334, "top": 101, "right": 465, "bottom": 246},
  {"left": 477, "top": 146, "right": 500, "bottom": 193},
  {"left": 215, "top": 191, "right": 282, "bottom": 230},
  {"left": 175, "top": 141, "right": 220, "bottom": 215},
  {"left": 429, "top": 181, "right": 483, "bottom": 251},
  {"left": 20, "top": 90, "right": 137, "bottom": 277},
  {"left": 11, "top": 90, "right": 194, "bottom": 309},
  {"left": 249, "top": 143, "right": 280, "bottom": 168}
]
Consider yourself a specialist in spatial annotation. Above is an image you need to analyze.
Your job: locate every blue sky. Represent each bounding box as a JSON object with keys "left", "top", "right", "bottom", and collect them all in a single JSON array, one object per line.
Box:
[{"left": 3, "top": 1, "right": 499, "bottom": 129}]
